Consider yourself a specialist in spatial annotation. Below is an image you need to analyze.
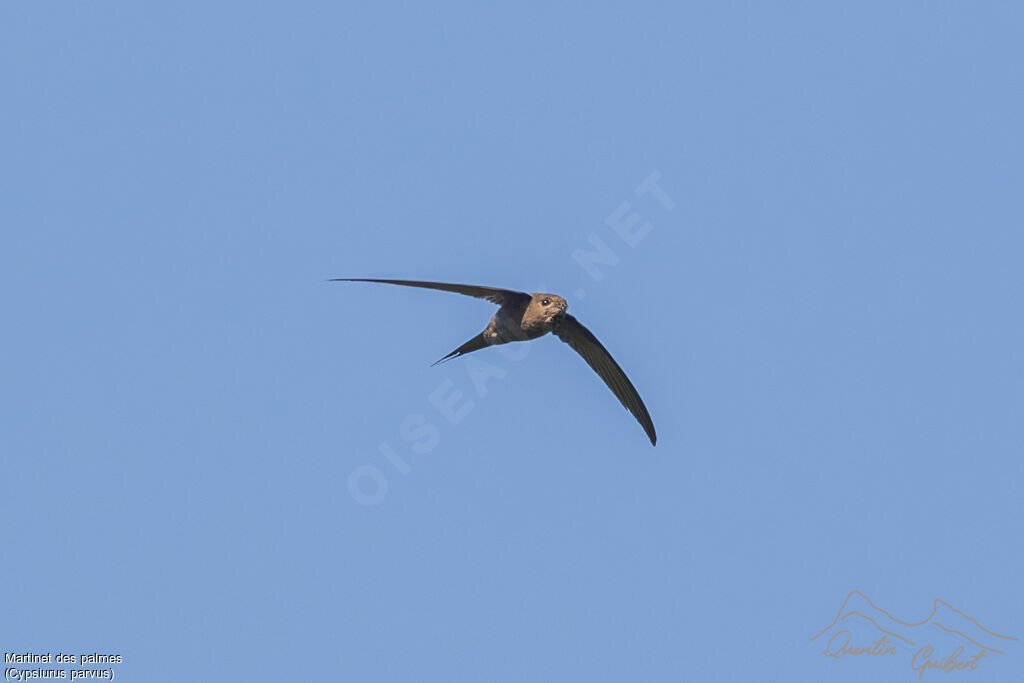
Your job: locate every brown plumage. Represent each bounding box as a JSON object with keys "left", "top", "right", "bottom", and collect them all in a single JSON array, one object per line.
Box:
[{"left": 332, "top": 278, "right": 657, "bottom": 445}]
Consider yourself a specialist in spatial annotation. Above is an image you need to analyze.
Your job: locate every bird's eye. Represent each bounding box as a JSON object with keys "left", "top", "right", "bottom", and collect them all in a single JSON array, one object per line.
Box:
[{"left": 542, "top": 299, "right": 550, "bottom": 306}]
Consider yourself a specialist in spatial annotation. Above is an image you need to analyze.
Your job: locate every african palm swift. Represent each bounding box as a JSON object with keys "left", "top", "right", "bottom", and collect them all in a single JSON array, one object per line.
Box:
[{"left": 332, "top": 278, "right": 657, "bottom": 445}]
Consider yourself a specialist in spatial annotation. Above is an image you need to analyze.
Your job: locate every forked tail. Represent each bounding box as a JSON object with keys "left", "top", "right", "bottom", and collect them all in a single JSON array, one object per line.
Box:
[{"left": 432, "top": 332, "right": 490, "bottom": 366}]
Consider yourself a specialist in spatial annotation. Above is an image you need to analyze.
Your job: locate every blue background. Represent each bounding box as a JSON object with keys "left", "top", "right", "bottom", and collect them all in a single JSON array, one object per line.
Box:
[{"left": 3, "top": 3, "right": 1022, "bottom": 681}]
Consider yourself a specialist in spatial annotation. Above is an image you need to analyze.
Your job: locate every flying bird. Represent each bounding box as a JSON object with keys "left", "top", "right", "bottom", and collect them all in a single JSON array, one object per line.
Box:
[{"left": 332, "top": 278, "right": 656, "bottom": 445}]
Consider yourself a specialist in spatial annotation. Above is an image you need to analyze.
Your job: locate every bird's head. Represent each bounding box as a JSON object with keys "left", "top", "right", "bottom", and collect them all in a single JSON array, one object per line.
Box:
[{"left": 530, "top": 293, "right": 568, "bottom": 321}]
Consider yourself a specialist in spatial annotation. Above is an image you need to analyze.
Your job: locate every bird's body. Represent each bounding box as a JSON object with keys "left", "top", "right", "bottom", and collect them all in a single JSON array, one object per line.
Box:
[
  {"left": 332, "top": 278, "right": 657, "bottom": 445},
  {"left": 485, "top": 293, "right": 566, "bottom": 344}
]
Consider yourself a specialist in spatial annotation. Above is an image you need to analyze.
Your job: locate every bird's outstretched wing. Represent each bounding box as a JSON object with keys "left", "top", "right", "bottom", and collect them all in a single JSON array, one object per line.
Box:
[
  {"left": 331, "top": 278, "right": 530, "bottom": 307},
  {"left": 553, "top": 314, "right": 657, "bottom": 445}
]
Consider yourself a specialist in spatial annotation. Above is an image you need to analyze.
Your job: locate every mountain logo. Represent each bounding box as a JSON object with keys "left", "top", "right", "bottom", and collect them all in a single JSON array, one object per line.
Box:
[{"left": 810, "top": 590, "right": 1017, "bottom": 678}]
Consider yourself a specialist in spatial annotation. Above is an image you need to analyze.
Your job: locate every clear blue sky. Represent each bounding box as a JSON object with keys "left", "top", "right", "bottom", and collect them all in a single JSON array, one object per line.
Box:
[{"left": 3, "top": 3, "right": 1022, "bottom": 681}]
